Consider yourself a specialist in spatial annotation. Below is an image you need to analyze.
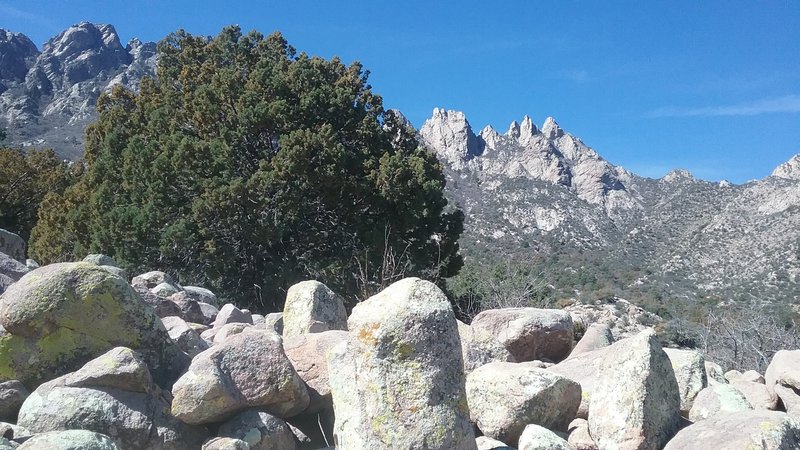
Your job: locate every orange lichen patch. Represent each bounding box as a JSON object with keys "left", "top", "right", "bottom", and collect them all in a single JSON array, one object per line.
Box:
[{"left": 357, "top": 322, "right": 381, "bottom": 346}]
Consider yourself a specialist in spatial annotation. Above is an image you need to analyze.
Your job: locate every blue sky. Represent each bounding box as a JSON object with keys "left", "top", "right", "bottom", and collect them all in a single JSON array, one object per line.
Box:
[{"left": 1, "top": 1, "right": 798, "bottom": 182}]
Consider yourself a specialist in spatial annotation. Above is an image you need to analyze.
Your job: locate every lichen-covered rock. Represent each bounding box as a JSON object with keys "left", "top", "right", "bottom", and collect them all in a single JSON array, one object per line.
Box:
[
  {"left": 282, "top": 281, "right": 346, "bottom": 338},
  {"left": 131, "top": 271, "right": 178, "bottom": 289},
  {"left": 588, "top": 329, "right": 680, "bottom": 450},
  {"left": 730, "top": 379, "right": 779, "bottom": 410},
  {"left": 171, "top": 331, "right": 309, "bottom": 425},
  {"left": 17, "top": 347, "right": 207, "bottom": 449},
  {"left": 567, "top": 418, "right": 596, "bottom": 450},
  {"left": 161, "top": 316, "right": 209, "bottom": 358},
  {"left": 82, "top": 254, "right": 118, "bottom": 267},
  {"left": 704, "top": 360, "right": 726, "bottom": 385},
  {"left": 99, "top": 265, "right": 128, "bottom": 280},
  {"left": 471, "top": 308, "right": 573, "bottom": 363},
  {"left": 664, "top": 348, "right": 707, "bottom": 414},
  {"left": 688, "top": 384, "right": 753, "bottom": 421},
  {"left": 152, "top": 282, "right": 181, "bottom": 298},
  {"left": 475, "top": 436, "right": 508, "bottom": 450},
  {"left": 548, "top": 345, "right": 613, "bottom": 419},
  {"left": 466, "top": 362, "right": 580, "bottom": 446},
  {"left": 517, "top": 424, "right": 572, "bottom": 450},
  {"left": 327, "top": 277, "right": 475, "bottom": 449},
  {"left": 766, "top": 350, "right": 800, "bottom": 396},
  {"left": 0, "top": 230, "right": 24, "bottom": 263},
  {"left": 17, "top": 430, "right": 118, "bottom": 449},
  {"left": 183, "top": 286, "right": 219, "bottom": 307},
  {"left": 0, "top": 379, "right": 28, "bottom": 421},
  {"left": 213, "top": 304, "right": 253, "bottom": 328},
  {"left": 0, "top": 262, "right": 188, "bottom": 387},
  {"left": 217, "top": 410, "right": 296, "bottom": 450},
  {"left": 283, "top": 330, "right": 348, "bottom": 413},
  {"left": 664, "top": 410, "right": 800, "bottom": 449},
  {"left": 457, "top": 320, "right": 515, "bottom": 374},
  {"left": 202, "top": 437, "right": 250, "bottom": 450}
]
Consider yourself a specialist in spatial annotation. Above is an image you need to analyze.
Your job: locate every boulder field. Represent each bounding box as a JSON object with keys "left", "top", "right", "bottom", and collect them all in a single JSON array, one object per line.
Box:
[{"left": 0, "top": 251, "right": 799, "bottom": 449}]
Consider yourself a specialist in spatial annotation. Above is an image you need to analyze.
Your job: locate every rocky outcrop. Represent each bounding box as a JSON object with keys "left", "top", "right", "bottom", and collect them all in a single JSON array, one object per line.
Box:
[
  {"left": 327, "top": 278, "right": 475, "bottom": 449},
  {"left": 688, "top": 384, "right": 752, "bottom": 421},
  {"left": 664, "top": 411, "right": 800, "bottom": 449},
  {"left": 664, "top": 348, "right": 707, "bottom": 414},
  {"left": 772, "top": 154, "right": 800, "bottom": 180}
]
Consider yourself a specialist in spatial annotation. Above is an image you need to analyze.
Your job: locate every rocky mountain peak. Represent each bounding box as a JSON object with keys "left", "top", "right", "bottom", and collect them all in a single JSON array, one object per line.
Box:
[
  {"left": 542, "top": 116, "right": 564, "bottom": 140},
  {"left": 419, "top": 107, "right": 482, "bottom": 170},
  {"left": 772, "top": 154, "right": 800, "bottom": 180},
  {"left": 506, "top": 120, "right": 520, "bottom": 139},
  {"left": 518, "top": 115, "right": 538, "bottom": 144},
  {"left": 661, "top": 169, "right": 695, "bottom": 183},
  {"left": 480, "top": 125, "right": 501, "bottom": 150},
  {"left": 0, "top": 30, "right": 39, "bottom": 85}
]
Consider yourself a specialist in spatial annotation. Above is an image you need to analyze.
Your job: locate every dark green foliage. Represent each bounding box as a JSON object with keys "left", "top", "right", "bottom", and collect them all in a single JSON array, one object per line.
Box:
[
  {"left": 30, "top": 27, "right": 463, "bottom": 310},
  {"left": 0, "top": 147, "right": 77, "bottom": 242}
]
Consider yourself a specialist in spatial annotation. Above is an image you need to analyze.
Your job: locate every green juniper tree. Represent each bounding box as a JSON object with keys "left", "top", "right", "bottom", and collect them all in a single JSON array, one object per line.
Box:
[{"left": 30, "top": 27, "right": 463, "bottom": 310}]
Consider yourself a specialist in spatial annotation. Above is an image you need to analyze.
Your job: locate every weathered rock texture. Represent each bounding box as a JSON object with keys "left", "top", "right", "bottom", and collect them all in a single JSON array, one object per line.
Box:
[
  {"left": 471, "top": 308, "right": 573, "bottom": 363},
  {"left": 664, "top": 410, "right": 800, "bottom": 449},
  {"left": 282, "top": 281, "right": 347, "bottom": 338}
]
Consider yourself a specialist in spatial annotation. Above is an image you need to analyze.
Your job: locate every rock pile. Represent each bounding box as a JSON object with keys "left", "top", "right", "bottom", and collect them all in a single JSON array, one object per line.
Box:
[{"left": 0, "top": 245, "right": 799, "bottom": 448}]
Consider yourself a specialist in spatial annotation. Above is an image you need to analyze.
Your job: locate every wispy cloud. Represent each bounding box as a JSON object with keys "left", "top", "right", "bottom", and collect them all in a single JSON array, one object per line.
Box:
[
  {"left": 0, "top": 2, "right": 56, "bottom": 29},
  {"left": 650, "top": 94, "right": 800, "bottom": 118}
]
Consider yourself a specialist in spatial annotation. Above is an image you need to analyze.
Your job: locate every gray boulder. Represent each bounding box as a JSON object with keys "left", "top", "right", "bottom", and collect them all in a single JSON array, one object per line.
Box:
[
  {"left": 171, "top": 331, "right": 309, "bottom": 424},
  {"left": 664, "top": 410, "right": 800, "bottom": 450},
  {"left": 198, "top": 302, "right": 220, "bottom": 325},
  {"left": 567, "top": 418, "right": 596, "bottom": 450},
  {"left": 82, "top": 254, "right": 118, "bottom": 267},
  {"left": 766, "top": 350, "right": 800, "bottom": 396},
  {"left": 131, "top": 271, "right": 178, "bottom": 289},
  {"left": 17, "top": 430, "right": 118, "bottom": 449},
  {"left": 740, "top": 369, "right": 765, "bottom": 384},
  {"left": 466, "top": 361, "right": 580, "bottom": 446},
  {"left": 25, "top": 259, "right": 39, "bottom": 270},
  {"left": 282, "top": 281, "right": 346, "bottom": 338},
  {"left": 213, "top": 304, "right": 253, "bottom": 328},
  {"left": 517, "top": 424, "right": 572, "bottom": 450},
  {"left": 17, "top": 347, "right": 207, "bottom": 449},
  {"left": 182, "top": 286, "right": 219, "bottom": 307},
  {"left": 664, "top": 348, "right": 707, "bottom": 414},
  {"left": 202, "top": 437, "right": 250, "bottom": 450},
  {"left": 475, "top": 436, "right": 509, "bottom": 450},
  {"left": 569, "top": 322, "right": 614, "bottom": 357},
  {"left": 688, "top": 384, "right": 753, "bottom": 421},
  {"left": 161, "top": 316, "right": 209, "bottom": 358},
  {"left": 0, "top": 262, "right": 188, "bottom": 387},
  {"left": 0, "top": 230, "right": 24, "bottom": 263},
  {"left": 0, "top": 380, "right": 28, "bottom": 421},
  {"left": 730, "top": 379, "right": 779, "bottom": 410},
  {"left": 327, "top": 277, "right": 475, "bottom": 449},
  {"left": 151, "top": 282, "right": 181, "bottom": 298},
  {"left": 548, "top": 344, "right": 613, "bottom": 419},
  {"left": 775, "top": 385, "right": 800, "bottom": 416},
  {"left": 704, "top": 360, "right": 726, "bottom": 385},
  {"left": 217, "top": 410, "right": 296, "bottom": 450},
  {"left": 168, "top": 292, "right": 206, "bottom": 324},
  {"left": 264, "top": 313, "right": 283, "bottom": 335},
  {"left": 0, "top": 253, "right": 28, "bottom": 295},
  {"left": 283, "top": 330, "right": 348, "bottom": 413},
  {"left": 457, "top": 320, "right": 515, "bottom": 374},
  {"left": 471, "top": 308, "right": 574, "bottom": 363},
  {"left": 588, "top": 329, "right": 681, "bottom": 450}
]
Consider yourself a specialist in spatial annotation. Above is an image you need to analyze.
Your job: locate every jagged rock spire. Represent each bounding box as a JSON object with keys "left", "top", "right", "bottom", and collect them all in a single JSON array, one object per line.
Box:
[{"left": 772, "top": 154, "right": 800, "bottom": 180}]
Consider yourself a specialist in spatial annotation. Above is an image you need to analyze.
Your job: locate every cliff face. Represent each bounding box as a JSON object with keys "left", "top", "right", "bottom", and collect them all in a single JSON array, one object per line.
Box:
[{"left": 0, "top": 22, "right": 156, "bottom": 158}]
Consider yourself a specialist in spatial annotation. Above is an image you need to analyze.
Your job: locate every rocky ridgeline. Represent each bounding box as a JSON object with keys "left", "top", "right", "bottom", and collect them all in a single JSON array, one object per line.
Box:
[
  {"left": 0, "top": 22, "right": 156, "bottom": 158},
  {"left": 0, "top": 231, "right": 799, "bottom": 449}
]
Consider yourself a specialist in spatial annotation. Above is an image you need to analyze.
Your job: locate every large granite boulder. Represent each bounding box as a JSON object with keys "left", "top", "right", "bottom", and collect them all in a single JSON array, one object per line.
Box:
[
  {"left": 0, "top": 252, "right": 28, "bottom": 295},
  {"left": 588, "top": 329, "right": 681, "bottom": 450},
  {"left": 766, "top": 350, "right": 800, "bottom": 396},
  {"left": 730, "top": 379, "right": 779, "bottom": 410},
  {"left": 471, "top": 308, "right": 573, "bottom": 363},
  {"left": 688, "top": 384, "right": 752, "bottom": 421},
  {"left": 548, "top": 344, "right": 613, "bottom": 418},
  {"left": 457, "top": 320, "right": 515, "bottom": 374},
  {"left": 282, "top": 281, "right": 346, "bottom": 338},
  {"left": 171, "top": 331, "right": 309, "bottom": 424},
  {"left": 664, "top": 410, "right": 800, "bottom": 449},
  {"left": 283, "top": 330, "right": 348, "bottom": 413},
  {"left": 0, "top": 230, "right": 24, "bottom": 263},
  {"left": 0, "top": 379, "right": 28, "bottom": 421},
  {"left": 182, "top": 286, "right": 219, "bottom": 308},
  {"left": 517, "top": 424, "right": 572, "bottom": 450},
  {"left": 17, "top": 347, "right": 207, "bottom": 449},
  {"left": 664, "top": 348, "right": 707, "bottom": 414},
  {"left": 213, "top": 304, "right": 252, "bottom": 328},
  {"left": 327, "top": 277, "right": 475, "bottom": 449},
  {"left": 161, "top": 316, "right": 209, "bottom": 358},
  {"left": 569, "top": 322, "right": 614, "bottom": 357},
  {"left": 466, "top": 361, "right": 580, "bottom": 446},
  {"left": 0, "top": 262, "right": 188, "bottom": 387}
]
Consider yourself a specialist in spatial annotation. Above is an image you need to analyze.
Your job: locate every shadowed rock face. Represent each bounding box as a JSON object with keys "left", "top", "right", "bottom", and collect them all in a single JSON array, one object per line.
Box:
[{"left": 0, "top": 30, "right": 38, "bottom": 85}]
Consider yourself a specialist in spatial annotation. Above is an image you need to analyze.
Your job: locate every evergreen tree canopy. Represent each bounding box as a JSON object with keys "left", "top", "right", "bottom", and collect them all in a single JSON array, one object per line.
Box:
[{"left": 30, "top": 27, "right": 463, "bottom": 310}]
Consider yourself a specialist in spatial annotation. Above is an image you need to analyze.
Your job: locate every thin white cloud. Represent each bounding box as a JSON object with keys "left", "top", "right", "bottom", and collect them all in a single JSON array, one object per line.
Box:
[
  {"left": 650, "top": 94, "right": 800, "bottom": 118},
  {"left": 0, "top": 2, "right": 56, "bottom": 29}
]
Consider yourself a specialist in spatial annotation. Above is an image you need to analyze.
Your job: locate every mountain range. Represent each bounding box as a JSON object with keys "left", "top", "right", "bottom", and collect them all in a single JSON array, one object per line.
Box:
[{"left": 1, "top": 23, "right": 798, "bottom": 311}]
